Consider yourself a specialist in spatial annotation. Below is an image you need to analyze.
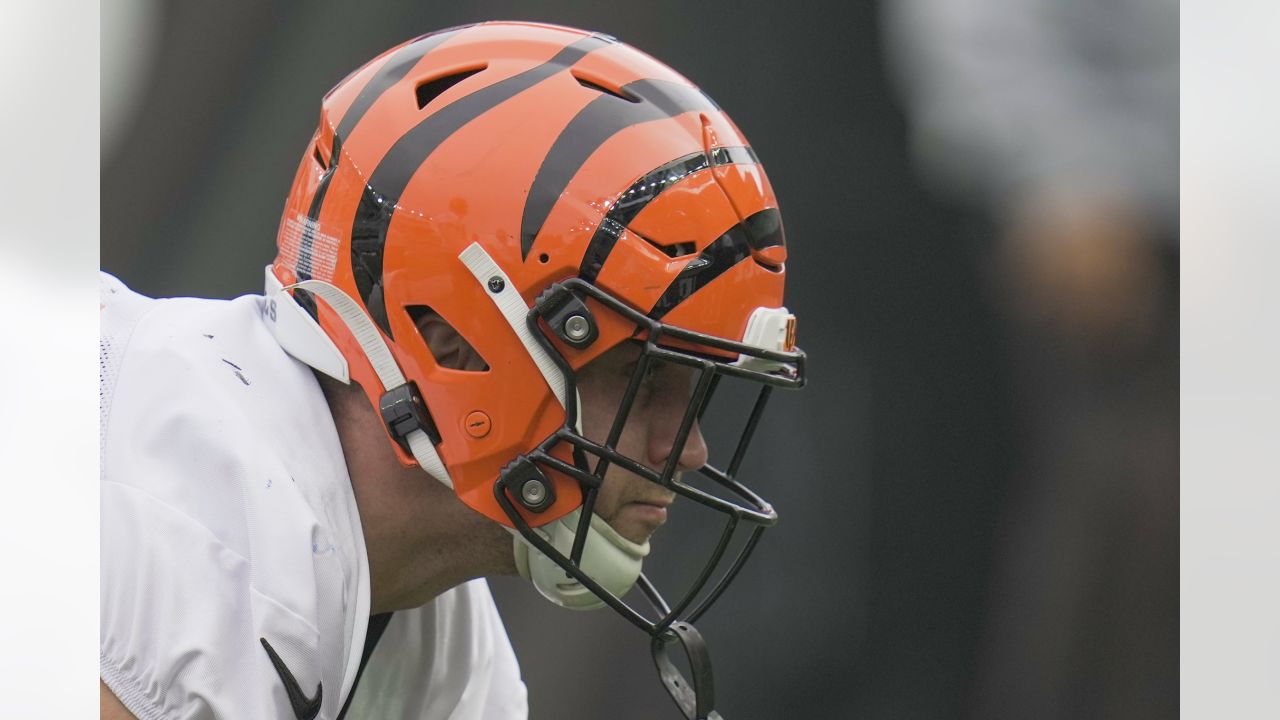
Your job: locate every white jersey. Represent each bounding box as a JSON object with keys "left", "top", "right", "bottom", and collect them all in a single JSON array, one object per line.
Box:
[{"left": 99, "top": 273, "right": 527, "bottom": 720}]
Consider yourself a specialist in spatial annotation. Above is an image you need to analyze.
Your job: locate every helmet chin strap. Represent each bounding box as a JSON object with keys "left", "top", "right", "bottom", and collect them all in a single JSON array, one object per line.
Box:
[
  {"left": 511, "top": 510, "right": 649, "bottom": 609},
  {"left": 266, "top": 270, "right": 453, "bottom": 488},
  {"left": 457, "top": 242, "right": 649, "bottom": 610}
]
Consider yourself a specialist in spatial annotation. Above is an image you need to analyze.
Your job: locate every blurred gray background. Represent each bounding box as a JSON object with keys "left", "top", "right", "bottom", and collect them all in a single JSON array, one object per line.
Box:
[{"left": 102, "top": 1, "right": 1177, "bottom": 718}]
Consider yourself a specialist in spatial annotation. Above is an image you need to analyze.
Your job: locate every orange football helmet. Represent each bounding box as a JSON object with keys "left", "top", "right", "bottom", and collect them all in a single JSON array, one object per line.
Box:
[{"left": 266, "top": 22, "right": 805, "bottom": 650}]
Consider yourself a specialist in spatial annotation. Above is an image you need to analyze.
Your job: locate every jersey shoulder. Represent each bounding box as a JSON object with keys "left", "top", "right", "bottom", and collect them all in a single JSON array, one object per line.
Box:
[{"left": 99, "top": 273, "right": 369, "bottom": 720}]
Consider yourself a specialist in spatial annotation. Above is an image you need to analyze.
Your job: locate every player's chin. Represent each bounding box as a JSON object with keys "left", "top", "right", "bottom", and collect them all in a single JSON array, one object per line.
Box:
[{"left": 610, "top": 502, "right": 669, "bottom": 544}]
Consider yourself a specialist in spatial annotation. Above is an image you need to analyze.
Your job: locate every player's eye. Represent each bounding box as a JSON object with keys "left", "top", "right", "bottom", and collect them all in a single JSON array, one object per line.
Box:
[
  {"left": 621, "top": 359, "right": 664, "bottom": 393},
  {"left": 641, "top": 360, "right": 666, "bottom": 382}
]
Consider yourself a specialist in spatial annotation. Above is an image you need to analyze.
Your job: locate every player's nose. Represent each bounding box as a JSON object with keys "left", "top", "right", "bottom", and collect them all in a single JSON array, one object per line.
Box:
[{"left": 645, "top": 397, "right": 710, "bottom": 473}]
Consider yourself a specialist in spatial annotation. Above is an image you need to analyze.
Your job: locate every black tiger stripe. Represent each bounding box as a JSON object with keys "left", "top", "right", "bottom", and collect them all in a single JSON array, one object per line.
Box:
[
  {"left": 292, "top": 133, "right": 345, "bottom": 320},
  {"left": 294, "top": 27, "right": 466, "bottom": 316},
  {"left": 351, "top": 33, "right": 614, "bottom": 335},
  {"left": 648, "top": 207, "right": 777, "bottom": 320},
  {"left": 742, "top": 207, "right": 785, "bottom": 251},
  {"left": 578, "top": 151, "right": 708, "bottom": 284},
  {"left": 708, "top": 145, "right": 757, "bottom": 167},
  {"left": 576, "top": 146, "right": 758, "bottom": 285},
  {"left": 335, "top": 26, "right": 471, "bottom": 143},
  {"left": 520, "top": 78, "right": 721, "bottom": 260},
  {"left": 296, "top": 135, "right": 342, "bottom": 281}
]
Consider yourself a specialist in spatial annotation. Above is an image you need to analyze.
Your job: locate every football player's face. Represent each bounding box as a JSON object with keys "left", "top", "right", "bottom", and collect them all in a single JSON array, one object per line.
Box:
[{"left": 576, "top": 342, "right": 708, "bottom": 545}]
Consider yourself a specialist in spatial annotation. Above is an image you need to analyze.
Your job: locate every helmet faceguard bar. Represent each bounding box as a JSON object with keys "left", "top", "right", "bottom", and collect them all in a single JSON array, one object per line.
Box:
[
  {"left": 554, "top": 277, "right": 806, "bottom": 392},
  {"left": 493, "top": 276, "right": 806, "bottom": 638}
]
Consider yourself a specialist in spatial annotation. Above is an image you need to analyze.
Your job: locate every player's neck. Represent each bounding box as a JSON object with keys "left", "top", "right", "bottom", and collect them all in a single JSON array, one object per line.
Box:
[{"left": 318, "top": 374, "right": 516, "bottom": 614}]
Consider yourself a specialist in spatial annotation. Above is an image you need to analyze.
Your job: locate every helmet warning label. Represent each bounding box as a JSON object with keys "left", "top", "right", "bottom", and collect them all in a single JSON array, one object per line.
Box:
[{"left": 278, "top": 213, "right": 339, "bottom": 282}]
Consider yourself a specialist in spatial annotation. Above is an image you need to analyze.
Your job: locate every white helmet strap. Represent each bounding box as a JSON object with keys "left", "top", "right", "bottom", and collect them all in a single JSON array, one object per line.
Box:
[
  {"left": 458, "top": 243, "right": 643, "bottom": 610},
  {"left": 264, "top": 266, "right": 453, "bottom": 488},
  {"left": 457, "top": 243, "right": 569, "bottom": 409},
  {"left": 262, "top": 266, "right": 348, "bottom": 383}
]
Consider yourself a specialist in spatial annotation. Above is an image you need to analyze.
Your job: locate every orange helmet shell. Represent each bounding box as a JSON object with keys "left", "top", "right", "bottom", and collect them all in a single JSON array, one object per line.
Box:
[{"left": 272, "top": 22, "right": 789, "bottom": 529}]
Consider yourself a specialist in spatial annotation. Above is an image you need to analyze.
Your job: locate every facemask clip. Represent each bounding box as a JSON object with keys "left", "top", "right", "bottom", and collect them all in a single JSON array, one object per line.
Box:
[
  {"left": 535, "top": 284, "right": 599, "bottom": 349},
  {"left": 499, "top": 455, "right": 557, "bottom": 513}
]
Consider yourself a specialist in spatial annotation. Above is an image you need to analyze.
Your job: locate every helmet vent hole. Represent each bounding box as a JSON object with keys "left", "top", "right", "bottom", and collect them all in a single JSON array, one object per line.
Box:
[
  {"left": 312, "top": 142, "right": 328, "bottom": 170},
  {"left": 415, "top": 66, "right": 486, "bottom": 111},
  {"left": 643, "top": 237, "right": 697, "bottom": 259},
  {"left": 573, "top": 73, "right": 638, "bottom": 103},
  {"left": 538, "top": 253, "right": 550, "bottom": 264},
  {"left": 408, "top": 306, "right": 490, "bottom": 372}
]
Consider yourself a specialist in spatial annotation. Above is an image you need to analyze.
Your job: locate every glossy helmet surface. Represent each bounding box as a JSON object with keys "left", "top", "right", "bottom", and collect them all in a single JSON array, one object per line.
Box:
[{"left": 269, "top": 21, "right": 804, "bottom": 631}]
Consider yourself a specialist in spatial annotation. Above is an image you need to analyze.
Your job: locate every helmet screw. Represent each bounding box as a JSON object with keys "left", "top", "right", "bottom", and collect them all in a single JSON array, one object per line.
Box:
[
  {"left": 520, "top": 479, "right": 547, "bottom": 506},
  {"left": 564, "top": 315, "right": 590, "bottom": 341},
  {"left": 487, "top": 276, "right": 505, "bottom": 293}
]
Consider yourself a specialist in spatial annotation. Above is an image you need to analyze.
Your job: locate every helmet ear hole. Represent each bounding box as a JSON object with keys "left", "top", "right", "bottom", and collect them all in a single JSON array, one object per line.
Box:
[{"left": 408, "top": 306, "right": 490, "bottom": 371}]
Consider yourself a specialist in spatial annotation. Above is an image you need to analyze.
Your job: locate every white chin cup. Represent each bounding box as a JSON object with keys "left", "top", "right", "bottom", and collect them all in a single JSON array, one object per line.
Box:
[{"left": 513, "top": 509, "right": 650, "bottom": 610}]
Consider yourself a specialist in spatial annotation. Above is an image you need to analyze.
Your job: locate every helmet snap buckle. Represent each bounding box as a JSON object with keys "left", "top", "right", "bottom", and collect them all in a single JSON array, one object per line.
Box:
[{"left": 378, "top": 382, "right": 441, "bottom": 453}]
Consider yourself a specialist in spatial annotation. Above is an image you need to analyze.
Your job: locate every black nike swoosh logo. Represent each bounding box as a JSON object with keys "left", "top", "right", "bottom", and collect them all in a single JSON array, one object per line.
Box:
[{"left": 261, "top": 637, "right": 322, "bottom": 720}]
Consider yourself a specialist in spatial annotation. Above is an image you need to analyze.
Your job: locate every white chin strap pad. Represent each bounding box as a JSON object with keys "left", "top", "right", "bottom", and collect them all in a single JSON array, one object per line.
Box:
[{"left": 512, "top": 511, "right": 650, "bottom": 610}]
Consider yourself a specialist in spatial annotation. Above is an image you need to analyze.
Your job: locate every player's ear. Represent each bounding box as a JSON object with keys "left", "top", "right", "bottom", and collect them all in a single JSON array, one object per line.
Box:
[{"left": 412, "top": 308, "right": 489, "bottom": 372}]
